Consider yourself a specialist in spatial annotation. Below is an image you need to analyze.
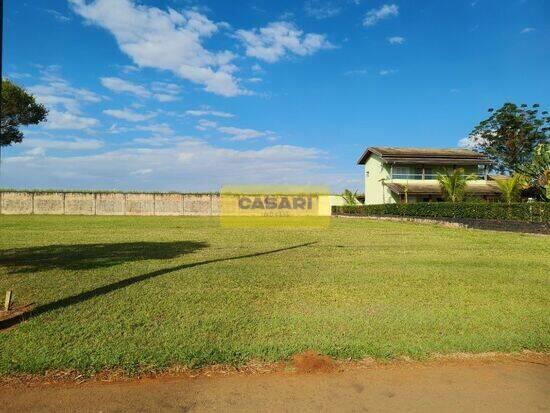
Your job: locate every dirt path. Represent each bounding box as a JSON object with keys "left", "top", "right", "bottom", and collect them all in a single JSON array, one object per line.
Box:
[{"left": 0, "top": 355, "right": 548, "bottom": 412}]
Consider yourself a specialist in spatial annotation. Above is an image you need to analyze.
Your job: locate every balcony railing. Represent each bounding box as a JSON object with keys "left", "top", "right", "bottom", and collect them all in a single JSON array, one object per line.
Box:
[{"left": 391, "top": 173, "right": 486, "bottom": 180}]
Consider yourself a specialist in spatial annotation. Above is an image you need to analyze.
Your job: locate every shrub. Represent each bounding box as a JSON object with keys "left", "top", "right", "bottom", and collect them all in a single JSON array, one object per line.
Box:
[{"left": 333, "top": 202, "right": 549, "bottom": 222}]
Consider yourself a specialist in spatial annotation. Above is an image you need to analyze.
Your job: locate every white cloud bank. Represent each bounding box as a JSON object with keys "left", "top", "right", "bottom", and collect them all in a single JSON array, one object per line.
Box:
[{"left": 2, "top": 139, "right": 334, "bottom": 191}]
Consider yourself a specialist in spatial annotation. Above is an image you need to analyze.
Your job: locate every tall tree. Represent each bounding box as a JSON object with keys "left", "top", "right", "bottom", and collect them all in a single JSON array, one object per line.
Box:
[
  {"left": 467, "top": 103, "right": 549, "bottom": 173},
  {"left": 1, "top": 79, "right": 48, "bottom": 147},
  {"left": 0, "top": 79, "right": 47, "bottom": 174}
]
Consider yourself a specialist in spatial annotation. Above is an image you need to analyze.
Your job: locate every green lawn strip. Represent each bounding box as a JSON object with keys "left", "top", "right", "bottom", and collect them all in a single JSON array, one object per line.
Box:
[{"left": 0, "top": 216, "right": 548, "bottom": 374}]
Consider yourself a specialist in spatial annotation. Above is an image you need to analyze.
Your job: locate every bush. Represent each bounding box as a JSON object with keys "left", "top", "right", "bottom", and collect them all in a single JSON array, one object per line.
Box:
[{"left": 333, "top": 202, "right": 550, "bottom": 222}]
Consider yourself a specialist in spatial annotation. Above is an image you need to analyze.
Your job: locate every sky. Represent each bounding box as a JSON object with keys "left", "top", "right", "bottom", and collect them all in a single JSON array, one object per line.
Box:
[{"left": 2, "top": 0, "right": 549, "bottom": 192}]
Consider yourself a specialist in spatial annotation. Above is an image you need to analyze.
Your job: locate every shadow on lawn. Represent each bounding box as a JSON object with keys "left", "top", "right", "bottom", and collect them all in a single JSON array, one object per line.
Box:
[
  {"left": 0, "top": 242, "right": 316, "bottom": 330},
  {"left": 0, "top": 241, "right": 208, "bottom": 274}
]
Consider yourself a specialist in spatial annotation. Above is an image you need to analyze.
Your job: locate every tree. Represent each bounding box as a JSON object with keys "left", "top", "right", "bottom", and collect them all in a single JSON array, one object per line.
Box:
[
  {"left": 437, "top": 168, "right": 476, "bottom": 202},
  {"left": 341, "top": 189, "right": 358, "bottom": 206},
  {"left": 494, "top": 174, "right": 526, "bottom": 205},
  {"left": 467, "top": 103, "right": 549, "bottom": 173},
  {"left": 1, "top": 79, "right": 48, "bottom": 147},
  {"left": 516, "top": 143, "right": 550, "bottom": 201}
]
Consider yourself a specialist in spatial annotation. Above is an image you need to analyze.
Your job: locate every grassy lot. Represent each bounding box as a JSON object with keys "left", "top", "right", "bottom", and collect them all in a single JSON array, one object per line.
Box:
[{"left": 0, "top": 216, "right": 548, "bottom": 375}]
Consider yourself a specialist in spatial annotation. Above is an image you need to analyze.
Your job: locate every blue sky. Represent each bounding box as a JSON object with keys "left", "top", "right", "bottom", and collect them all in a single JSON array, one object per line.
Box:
[{"left": 2, "top": 0, "right": 549, "bottom": 192}]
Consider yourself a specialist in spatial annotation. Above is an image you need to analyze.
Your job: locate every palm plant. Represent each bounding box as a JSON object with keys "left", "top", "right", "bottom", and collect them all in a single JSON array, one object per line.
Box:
[
  {"left": 342, "top": 189, "right": 358, "bottom": 206},
  {"left": 436, "top": 168, "right": 476, "bottom": 202},
  {"left": 516, "top": 143, "right": 550, "bottom": 201},
  {"left": 495, "top": 174, "right": 526, "bottom": 204}
]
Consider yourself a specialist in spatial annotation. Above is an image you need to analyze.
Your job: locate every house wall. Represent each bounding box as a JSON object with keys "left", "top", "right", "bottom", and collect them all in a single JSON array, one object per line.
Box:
[{"left": 364, "top": 154, "right": 398, "bottom": 205}]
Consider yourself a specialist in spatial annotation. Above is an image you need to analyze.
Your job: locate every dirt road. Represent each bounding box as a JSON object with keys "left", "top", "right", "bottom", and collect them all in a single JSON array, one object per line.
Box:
[{"left": 0, "top": 355, "right": 548, "bottom": 412}]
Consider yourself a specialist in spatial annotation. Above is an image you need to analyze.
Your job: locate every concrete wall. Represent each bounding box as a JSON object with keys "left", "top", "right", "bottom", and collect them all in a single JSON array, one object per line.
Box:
[
  {"left": 0, "top": 192, "right": 219, "bottom": 216},
  {"left": 125, "top": 194, "right": 155, "bottom": 216},
  {"left": 65, "top": 193, "right": 95, "bottom": 215},
  {"left": 154, "top": 194, "right": 184, "bottom": 216},
  {"left": 33, "top": 193, "right": 65, "bottom": 215},
  {"left": 96, "top": 193, "right": 126, "bottom": 216},
  {"left": 0, "top": 192, "right": 34, "bottom": 215}
]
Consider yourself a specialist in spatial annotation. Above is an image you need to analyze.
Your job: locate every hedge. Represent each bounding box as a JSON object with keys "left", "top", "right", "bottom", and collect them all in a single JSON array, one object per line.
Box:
[{"left": 333, "top": 202, "right": 550, "bottom": 223}]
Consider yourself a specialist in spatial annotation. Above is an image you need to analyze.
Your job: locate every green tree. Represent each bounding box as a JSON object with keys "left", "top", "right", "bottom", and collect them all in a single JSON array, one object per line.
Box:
[
  {"left": 516, "top": 143, "right": 550, "bottom": 201},
  {"left": 341, "top": 189, "right": 358, "bottom": 206},
  {"left": 468, "top": 103, "right": 549, "bottom": 173},
  {"left": 437, "top": 168, "right": 476, "bottom": 202},
  {"left": 494, "top": 174, "right": 526, "bottom": 205},
  {"left": 1, "top": 79, "right": 48, "bottom": 147}
]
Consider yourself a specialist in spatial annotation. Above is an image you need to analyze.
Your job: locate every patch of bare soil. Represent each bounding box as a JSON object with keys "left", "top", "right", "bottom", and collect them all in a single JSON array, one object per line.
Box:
[{"left": 291, "top": 350, "right": 338, "bottom": 373}]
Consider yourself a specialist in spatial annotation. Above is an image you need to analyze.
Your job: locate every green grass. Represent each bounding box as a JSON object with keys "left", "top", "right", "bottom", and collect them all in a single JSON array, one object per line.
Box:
[{"left": 0, "top": 216, "right": 549, "bottom": 375}]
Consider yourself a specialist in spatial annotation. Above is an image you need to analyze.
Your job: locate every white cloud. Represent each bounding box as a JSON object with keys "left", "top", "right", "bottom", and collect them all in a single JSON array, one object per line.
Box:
[
  {"left": 44, "top": 110, "right": 100, "bottom": 130},
  {"left": 379, "top": 69, "right": 397, "bottom": 76},
  {"left": 521, "top": 27, "right": 535, "bottom": 34},
  {"left": 8, "top": 72, "right": 32, "bottom": 80},
  {"left": 120, "top": 64, "right": 141, "bottom": 73},
  {"left": 136, "top": 123, "right": 174, "bottom": 136},
  {"left": 304, "top": 1, "right": 342, "bottom": 19},
  {"left": 185, "top": 109, "right": 234, "bottom": 118},
  {"left": 344, "top": 69, "right": 368, "bottom": 76},
  {"left": 235, "top": 21, "right": 334, "bottom": 63},
  {"left": 101, "top": 77, "right": 182, "bottom": 102},
  {"left": 459, "top": 133, "right": 489, "bottom": 150},
  {"left": 252, "top": 63, "right": 263, "bottom": 72},
  {"left": 248, "top": 77, "right": 263, "bottom": 83},
  {"left": 151, "top": 81, "right": 182, "bottom": 102},
  {"left": 217, "top": 126, "right": 276, "bottom": 141},
  {"left": 44, "top": 9, "right": 71, "bottom": 22},
  {"left": 195, "top": 119, "right": 218, "bottom": 131},
  {"left": 363, "top": 4, "right": 399, "bottom": 27},
  {"left": 103, "top": 108, "right": 156, "bottom": 122},
  {"left": 29, "top": 70, "right": 101, "bottom": 114},
  {"left": 131, "top": 168, "right": 153, "bottom": 175},
  {"left": 153, "top": 94, "right": 178, "bottom": 102},
  {"left": 69, "top": 0, "right": 244, "bottom": 97},
  {"left": 107, "top": 123, "right": 134, "bottom": 134},
  {"left": 388, "top": 36, "right": 405, "bottom": 45},
  {"left": 21, "top": 137, "right": 104, "bottom": 155},
  {"left": 194, "top": 118, "right": 276, "bottom": 141},
  {"left": 101, "top": 77, "right": 150, "bottom": 98}
]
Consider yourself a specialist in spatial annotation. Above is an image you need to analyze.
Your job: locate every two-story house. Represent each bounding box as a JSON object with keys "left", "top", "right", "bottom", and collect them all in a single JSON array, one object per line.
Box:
[{"left": 357, "top": 147, "right": 502, "bottom": 204}]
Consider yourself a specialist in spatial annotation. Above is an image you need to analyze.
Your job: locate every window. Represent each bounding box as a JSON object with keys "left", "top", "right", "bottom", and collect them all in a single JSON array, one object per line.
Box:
[{"left": 392, "top": 166, "right": 421, "bottom": 180}]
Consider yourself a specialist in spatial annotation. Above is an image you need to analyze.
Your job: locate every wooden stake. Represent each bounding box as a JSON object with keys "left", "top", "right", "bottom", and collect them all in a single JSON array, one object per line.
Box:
[{"left": 4, "top": 291, "right": 12, "bottom": 312}]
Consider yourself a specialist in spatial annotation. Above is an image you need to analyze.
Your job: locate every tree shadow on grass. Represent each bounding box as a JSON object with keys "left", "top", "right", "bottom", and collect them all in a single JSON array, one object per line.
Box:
[
  {"left": 0, "top": 242, "right": 316, "bottom": 330},
  {"left": 0, "top": 241, "right": 209, "bottom": 274}
]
